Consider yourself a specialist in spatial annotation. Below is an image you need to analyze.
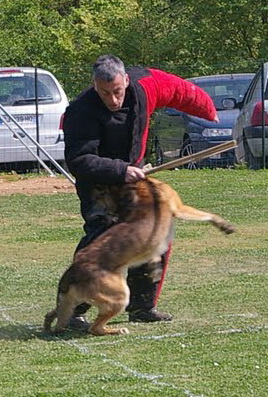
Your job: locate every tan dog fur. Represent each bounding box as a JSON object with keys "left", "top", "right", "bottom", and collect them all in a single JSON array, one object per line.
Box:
[{"left": 43, "top": 177, "right": 234, "bottom": 336}]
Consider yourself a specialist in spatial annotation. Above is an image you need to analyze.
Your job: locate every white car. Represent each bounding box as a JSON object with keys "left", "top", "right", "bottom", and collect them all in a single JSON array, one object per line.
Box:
[
  {"left": 232, "top": 62, "right": 268, "bottom": 169},
  {"left": 0, "top": 67, "right": 69, "bottom": 171}
]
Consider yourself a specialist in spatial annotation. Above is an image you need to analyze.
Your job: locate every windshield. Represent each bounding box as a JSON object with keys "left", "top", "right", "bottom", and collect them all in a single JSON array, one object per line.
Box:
[
  {"left": 0, "top": 72, "right": 61, "bottom": 106},
  {"left": 191, "top": 78, "right": 253, "bottom": 110}
]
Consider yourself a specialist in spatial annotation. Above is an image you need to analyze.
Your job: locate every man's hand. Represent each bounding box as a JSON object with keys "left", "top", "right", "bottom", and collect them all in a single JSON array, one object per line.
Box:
[{"left": 125, "top": 166, "right": 145, "bottom": 183}]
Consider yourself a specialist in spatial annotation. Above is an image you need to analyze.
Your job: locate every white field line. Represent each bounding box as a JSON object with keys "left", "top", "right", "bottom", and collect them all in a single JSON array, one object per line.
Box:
[
  {"left": 1, "top": 311, "right": 13, "bottom": 322},
  {"left": 218, "top": 325, "right": 268, "bottom": 334},
  {"left": 0, "top": 305, "right": 40, "bottom": 326},
  {"left": 83, "top": 332, "right": 186, "bottom": 346},
  {"left": 65, "top": 340, "right": 200, "bottom": 395},
  {"left": 0, "top": 304, "right": 39, "bottom": 312}
]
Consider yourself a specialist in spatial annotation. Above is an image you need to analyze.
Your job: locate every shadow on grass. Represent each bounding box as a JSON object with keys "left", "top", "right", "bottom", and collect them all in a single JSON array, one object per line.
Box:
[
  {"left": 0, "top": 317, "right": 129, "bottom": 341},
  {"left": 0, "top": 323, "right": 92, "bottom": 341}
]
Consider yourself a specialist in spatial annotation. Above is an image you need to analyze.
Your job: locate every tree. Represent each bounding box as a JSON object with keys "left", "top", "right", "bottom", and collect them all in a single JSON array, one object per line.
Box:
[{"left": 0, "top": 0, "right": 267, "bottom": 98}]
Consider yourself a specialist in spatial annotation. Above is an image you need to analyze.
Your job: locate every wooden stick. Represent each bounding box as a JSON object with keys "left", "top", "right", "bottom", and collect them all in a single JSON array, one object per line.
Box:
[{"left": 144, "top": 140, "right": 237, "bottom": 175}]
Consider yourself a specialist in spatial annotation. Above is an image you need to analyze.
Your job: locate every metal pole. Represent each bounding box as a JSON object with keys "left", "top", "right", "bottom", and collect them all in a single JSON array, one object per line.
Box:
[
  {"left": 261, "top": 61, "right": 266, "bottom": 169},
  {"left": 0, "top": 103, "right": 75, "bottom": 185},
  {"left": 34, "top": 67, "right": 40, "bottom": 173}
]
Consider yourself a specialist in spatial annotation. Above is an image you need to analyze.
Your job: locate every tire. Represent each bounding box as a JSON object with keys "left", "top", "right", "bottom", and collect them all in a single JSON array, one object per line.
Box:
[{"left": 180, "top": 139, "right": 199, "bottom": 170}]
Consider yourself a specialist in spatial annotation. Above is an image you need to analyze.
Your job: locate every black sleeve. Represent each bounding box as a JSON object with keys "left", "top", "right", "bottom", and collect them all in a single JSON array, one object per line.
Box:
[{"left": 63, "top": 103, "right": 129, "bottom": 184}]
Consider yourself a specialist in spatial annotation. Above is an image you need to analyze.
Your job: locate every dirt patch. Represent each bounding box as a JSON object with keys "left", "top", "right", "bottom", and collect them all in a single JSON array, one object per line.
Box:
[{"left": 0, "top": 175, "right": 75, "bottom": 195}]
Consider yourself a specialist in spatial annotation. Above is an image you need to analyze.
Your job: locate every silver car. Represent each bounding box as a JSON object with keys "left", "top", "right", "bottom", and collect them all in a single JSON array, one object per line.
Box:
[
  {"left": 0, "top": 67, "right": 69, "bottom": 170},
  {"left": 232, "top": 62, "right": 268, "bottom": 169}
]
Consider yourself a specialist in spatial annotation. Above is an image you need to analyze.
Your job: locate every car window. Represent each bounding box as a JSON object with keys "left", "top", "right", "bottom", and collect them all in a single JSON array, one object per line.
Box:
[
  {"left": 0, "top": 72, "right": 61, "bottom": 106},
  {"left": 243, "top": 70, "right": 261, "bottom": 105},
  {"left": 190, "top": 78, "right": 253, "bottom": 109}
]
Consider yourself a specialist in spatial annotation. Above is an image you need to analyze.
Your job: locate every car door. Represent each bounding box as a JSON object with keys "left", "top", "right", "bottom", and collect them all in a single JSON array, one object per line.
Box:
[{"left": 233, "top": 71, "right": 261, "bottom": 162}]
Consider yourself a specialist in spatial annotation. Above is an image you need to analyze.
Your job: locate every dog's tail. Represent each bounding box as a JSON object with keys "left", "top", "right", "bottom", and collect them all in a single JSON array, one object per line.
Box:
[
  {"left": 43, "top": 309, "right": 57, "bottom": 333},
  {"left": 166, "top": 186, "right": 235, "bottom": 234}
]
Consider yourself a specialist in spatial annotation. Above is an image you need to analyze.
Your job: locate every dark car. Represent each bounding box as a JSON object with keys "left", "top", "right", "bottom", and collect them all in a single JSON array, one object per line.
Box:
[
  {"left": 149, "top": 73, "right": 254, "bottom": 168},
  {"left": 232, "top": 63, "right": 268, "bottom": 169}
]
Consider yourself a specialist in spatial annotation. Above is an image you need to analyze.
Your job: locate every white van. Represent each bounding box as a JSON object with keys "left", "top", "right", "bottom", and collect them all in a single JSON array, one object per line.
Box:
[{"left": 0, "top": 67, "right": 69, "bottom": 170}]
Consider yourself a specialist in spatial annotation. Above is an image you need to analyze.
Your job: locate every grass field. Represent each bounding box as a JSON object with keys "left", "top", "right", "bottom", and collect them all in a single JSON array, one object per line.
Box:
[{"left": 1, "top": 169, "right": 268, "bottom": 397}]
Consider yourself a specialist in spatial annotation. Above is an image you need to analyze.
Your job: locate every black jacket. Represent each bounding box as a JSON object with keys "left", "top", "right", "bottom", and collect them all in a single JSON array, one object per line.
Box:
[
  {"left": 63, "top": 67, "right": 150, "bottom": 185},
  {"left": 63, "top": 67, "right": 151, "bottom": 222}
]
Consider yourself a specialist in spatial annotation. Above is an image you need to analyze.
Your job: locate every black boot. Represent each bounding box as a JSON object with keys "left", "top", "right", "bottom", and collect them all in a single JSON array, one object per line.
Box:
[
  {"left": 126, "top": 262, "right": 173, "bottom": 323},
  {"left": 67, "top": 303, "right": 91, "bottom": 331},
  {"left": 128, "top": 307, "right": 173, "bottom": 322}
]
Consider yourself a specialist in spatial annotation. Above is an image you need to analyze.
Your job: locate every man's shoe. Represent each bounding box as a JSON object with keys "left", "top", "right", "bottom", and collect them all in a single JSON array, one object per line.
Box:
[
  {"left": 67, "top": 316, "right": 90, "bottom": 331},
  {"left": 128, "top": 308, "right": 173, "bottom": 323}
]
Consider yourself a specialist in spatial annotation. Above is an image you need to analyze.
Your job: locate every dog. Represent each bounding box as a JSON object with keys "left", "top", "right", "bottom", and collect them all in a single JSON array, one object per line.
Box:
[{"left": 43, "top": 177, "right": 234, "bottom": 337}]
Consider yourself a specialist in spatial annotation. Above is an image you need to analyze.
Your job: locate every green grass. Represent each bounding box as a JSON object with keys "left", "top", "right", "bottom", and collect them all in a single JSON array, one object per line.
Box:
[{"left": 1, "top": 169, "right": 268, "bottom": 396}]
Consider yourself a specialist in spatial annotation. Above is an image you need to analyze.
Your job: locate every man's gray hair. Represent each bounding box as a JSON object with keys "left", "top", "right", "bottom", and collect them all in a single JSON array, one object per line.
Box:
[{"left": 92, "top": 55, "right": 126, "bottom": 82}]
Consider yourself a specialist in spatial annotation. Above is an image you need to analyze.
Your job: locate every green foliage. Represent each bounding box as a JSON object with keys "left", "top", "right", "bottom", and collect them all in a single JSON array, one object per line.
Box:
[{"left": 0, "top": 0, "right": 267, "bottom": 96}]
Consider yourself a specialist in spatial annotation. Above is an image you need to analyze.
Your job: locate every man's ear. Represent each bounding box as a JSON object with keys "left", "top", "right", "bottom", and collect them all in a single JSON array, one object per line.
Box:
[{"left": 125, "top": 74, "right": 129, "bottom": 88}]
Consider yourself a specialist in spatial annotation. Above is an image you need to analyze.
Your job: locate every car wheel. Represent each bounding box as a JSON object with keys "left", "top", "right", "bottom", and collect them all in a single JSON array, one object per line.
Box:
[
  {"left": 243, "top": 137, "right": 262, "bottom": 170},
  {"left": 180, "top": 139, "right": 199, "bottom": 170}
]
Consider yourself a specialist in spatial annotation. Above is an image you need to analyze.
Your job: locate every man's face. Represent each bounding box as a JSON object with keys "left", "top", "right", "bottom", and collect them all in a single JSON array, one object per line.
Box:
[{"left": 94, "top": 73, "right": 129, "bottom": 112}]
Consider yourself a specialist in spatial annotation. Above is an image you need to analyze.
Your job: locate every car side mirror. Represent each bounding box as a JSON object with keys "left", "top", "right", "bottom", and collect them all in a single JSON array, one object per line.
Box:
[{"left": 222, "top": 98, "right": 236, "bottom": 109}]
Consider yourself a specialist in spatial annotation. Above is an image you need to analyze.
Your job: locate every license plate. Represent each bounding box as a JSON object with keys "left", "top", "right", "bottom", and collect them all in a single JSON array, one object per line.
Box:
[{"left": 0, "top": 114, "right": 36, "bottom": 124}]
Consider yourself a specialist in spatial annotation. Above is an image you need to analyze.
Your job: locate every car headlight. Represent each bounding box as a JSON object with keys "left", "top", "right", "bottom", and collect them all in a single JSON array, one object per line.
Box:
[{"left": 202, "top": 128, "right": 232, "bottom": 137}]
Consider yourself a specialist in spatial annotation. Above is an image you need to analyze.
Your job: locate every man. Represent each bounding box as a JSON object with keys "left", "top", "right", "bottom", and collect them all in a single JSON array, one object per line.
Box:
[{"left": 63, "top": 54, "right": 218, "bottom": 329}]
